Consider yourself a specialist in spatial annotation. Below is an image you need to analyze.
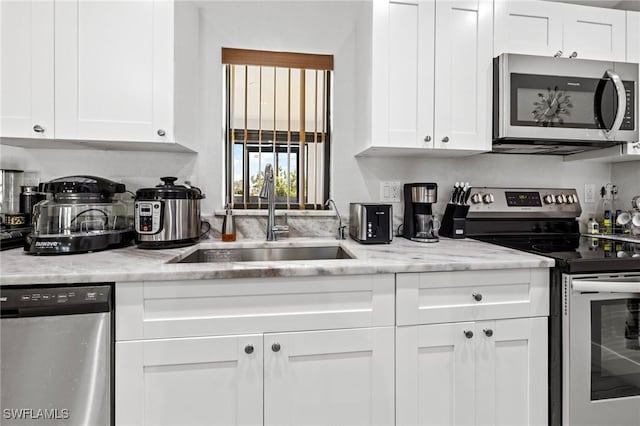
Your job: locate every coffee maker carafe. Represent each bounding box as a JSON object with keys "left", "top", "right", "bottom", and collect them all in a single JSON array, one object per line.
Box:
[{"left": 403, "top": 183, "right": 439, "bottom": 243}]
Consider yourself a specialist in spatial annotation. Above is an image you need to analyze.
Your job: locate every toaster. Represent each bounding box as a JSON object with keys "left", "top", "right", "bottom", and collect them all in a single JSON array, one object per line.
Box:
[{"left": 349, "top": 203, "right": 393, "bottom": 244}]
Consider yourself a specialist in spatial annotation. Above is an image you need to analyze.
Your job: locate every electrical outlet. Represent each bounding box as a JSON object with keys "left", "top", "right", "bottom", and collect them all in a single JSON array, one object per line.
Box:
[
  {"left": 380, "top": 181, "right": 401, "bottom": 202},
  {"left": 584, "top": 184, "right": 596, "bottom": 203}
]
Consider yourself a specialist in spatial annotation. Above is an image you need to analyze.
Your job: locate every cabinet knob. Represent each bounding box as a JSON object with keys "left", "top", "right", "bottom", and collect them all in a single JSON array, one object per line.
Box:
[
  {"left": 157, "top": 129, "right": 166, "bottom": 137},
  {"left": 271, "top": 343, "right": 281, "bottom": 352},
  {"left": 569, "top": 51, "right": 578, "bottom": 58},
  {"left": 244, "top": 344, "right": 254, "bottom": 354},
  {"left": 464, "top": 330, "right": 474, "bottom": 339},
  {"left": 632, "top": 143, "right": 640, "bottom": 150},
  {"left": 424, "top": 135, "right": 431, "bottom": 142},
  {"left": 553, "top": 50, "right": 563, "bottom": 58},
  {"left": 483, "top": 328, "right": 493, "bottom": 337},
  {"left": 33, "top": 124, "right": 45, "bottom": 133},
  {"left": 472, "top": 292, "right": 483, "bottom": 302},
  {"left": 441, "top": 136, "right": 450, "bottom": 143}
]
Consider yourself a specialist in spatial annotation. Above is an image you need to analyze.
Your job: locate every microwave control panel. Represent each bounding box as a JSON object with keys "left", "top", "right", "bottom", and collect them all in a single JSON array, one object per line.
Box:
[
  {"left": 135, "top": 201, "right": 163, "bottom": 234},
  {"left": 621, "top": 81, "right": 635, "bottom": 130}
]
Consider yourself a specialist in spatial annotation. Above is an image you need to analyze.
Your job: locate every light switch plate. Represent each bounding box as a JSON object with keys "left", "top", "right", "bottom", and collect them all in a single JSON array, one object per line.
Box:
[
  {"left": 584, "top": 184, "right": 596, "bottom": 203},
  {"left": 380, "top": 181, "right": 401, "bottom": 202}
]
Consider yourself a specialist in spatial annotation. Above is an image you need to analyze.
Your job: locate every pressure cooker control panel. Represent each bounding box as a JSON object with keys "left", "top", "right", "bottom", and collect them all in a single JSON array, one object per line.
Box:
[{"left": 135, "top": 201, "right": 163, "bottom": 234}]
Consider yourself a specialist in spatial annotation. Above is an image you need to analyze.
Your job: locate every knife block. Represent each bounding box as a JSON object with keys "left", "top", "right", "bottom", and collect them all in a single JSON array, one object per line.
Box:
[{"left": 439, "top": 204, "right": 470, "bottom": 239}]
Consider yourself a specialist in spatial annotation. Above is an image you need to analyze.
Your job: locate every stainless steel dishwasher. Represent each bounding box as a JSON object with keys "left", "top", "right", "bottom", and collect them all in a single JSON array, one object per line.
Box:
[{"left": 0, "top": 284, "right": 113, "bottom": 425}]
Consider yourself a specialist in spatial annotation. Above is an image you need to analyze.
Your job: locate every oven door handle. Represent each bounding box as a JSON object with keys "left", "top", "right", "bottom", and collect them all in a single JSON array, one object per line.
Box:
[
  {"left": 594, "top": 69, "right": 627, "bottom": 140},
  {"left": 573, "top": 280, "right": 640, "bottom": 293}
]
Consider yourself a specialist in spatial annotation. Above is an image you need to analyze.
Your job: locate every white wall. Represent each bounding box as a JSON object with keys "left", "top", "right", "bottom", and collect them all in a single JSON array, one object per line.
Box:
[
  {"left": 611, "top": 161, "right": 640, "bottom": 210},
  {"left": 0, "top": 1, "right": 618, "bottom": 226}
]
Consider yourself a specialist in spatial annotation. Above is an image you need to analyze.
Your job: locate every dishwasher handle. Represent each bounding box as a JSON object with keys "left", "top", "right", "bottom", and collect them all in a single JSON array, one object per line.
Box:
[{"left": 573, "top": 280, "right": 640, "bottom": 294}]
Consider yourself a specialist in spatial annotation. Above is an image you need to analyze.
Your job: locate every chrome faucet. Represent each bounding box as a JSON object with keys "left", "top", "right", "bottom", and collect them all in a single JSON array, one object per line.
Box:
[
  {"left": 325, "top": 199, "right": 346, "bottom": 240},
  {"left": 259, "top": 164, "right": 289, "bottom": 241}
]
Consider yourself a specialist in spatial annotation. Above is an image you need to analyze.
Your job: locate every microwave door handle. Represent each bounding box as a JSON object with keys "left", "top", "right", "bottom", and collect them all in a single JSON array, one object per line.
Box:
[
  {"left": 573, "top": 280, "right": 640, "bottom": 293},
  {"left": 600, "top": 69, "right": 627, "bottom": 140}
]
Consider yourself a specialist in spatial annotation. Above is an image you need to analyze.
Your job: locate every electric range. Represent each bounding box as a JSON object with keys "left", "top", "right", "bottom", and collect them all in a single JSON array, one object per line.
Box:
[{"left": 465, "top": 187, "right": 640, "bottom": 426}]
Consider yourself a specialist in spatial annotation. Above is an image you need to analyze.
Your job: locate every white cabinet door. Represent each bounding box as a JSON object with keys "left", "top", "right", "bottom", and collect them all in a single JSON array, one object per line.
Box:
[
  {"left": 396, "top": 323, "right": 476, "bottom": 426},
  {"left": 434, "top": 0, "right": 493, "bottom": 151},
  {"left": 562, "top": 5, "right": 626, "bottom": 62},
  {"left": 493, "top": 0, "right": 564, "bottom": 57},
  {"left": 371, "top": 0, "right": 434, "bottom": 148},
  {"left": 264, "top": 327, "right": 394, "bottom": 426},
  {"left": 116, "top": 334, "right": 263, "bottom": 426},
  {"left": 0, "top": 0, "right": 54, "bottom": 139},
  {"left": 475, "top": 317, "right": 548, "bottom": 426},
  {"left": 54, "top": 0, "right": 173, "bottom": 143},
  {"left": 628, "top": 11, "right": 640, "bottom": 63}
]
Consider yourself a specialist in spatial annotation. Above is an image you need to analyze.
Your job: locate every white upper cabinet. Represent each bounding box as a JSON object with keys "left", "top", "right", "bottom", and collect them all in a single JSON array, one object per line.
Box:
[
  {"left": 55, "top": 0, "right": 173, "bottom": 143},
  {"left": 1, "top": 0, "right": 198, "bottom": 151},
  {"left": 494, "top": 0, "right": 564, "bottom": 57},
  {"left": 561, "top": 4, "right": 626, "bottom": 62},
  {"left": 360, "top": 0, "right": 493, "bottom": 156},
  {"left": 0, "top": 0, "right": 55, "bottom": 139},
  {"left": 433, "top": 0, "right": 493, "bottom": 151},
  {"left": 628, "top": 11, "right": 640, "bottom": 63},
  {"left": 494, "top": 0, "right": 627, "bottom": 62}
]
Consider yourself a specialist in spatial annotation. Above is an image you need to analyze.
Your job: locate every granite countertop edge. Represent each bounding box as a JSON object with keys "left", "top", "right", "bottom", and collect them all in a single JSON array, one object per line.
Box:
[{"left": 0, "top": 237, "right": 555, "bottom": 286}]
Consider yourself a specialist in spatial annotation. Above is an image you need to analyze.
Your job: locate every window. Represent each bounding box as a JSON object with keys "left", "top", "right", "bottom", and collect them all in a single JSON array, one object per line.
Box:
[{"left": 223, "top": 48, "right": 332, "bottom": 209}]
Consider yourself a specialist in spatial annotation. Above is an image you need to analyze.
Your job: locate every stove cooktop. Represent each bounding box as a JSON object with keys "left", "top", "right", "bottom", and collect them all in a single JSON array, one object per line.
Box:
[{"left": 474, "top": 234, "right": 640, "bottom": 274}]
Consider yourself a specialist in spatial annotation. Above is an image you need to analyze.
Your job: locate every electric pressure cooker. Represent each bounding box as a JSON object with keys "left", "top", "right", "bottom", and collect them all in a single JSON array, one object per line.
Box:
[{"left": 134, "top": 177, "right": 204, "bottom": 249}]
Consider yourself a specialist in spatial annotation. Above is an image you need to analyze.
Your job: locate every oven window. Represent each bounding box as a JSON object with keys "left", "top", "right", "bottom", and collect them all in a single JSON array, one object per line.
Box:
[
  {"left": 510, "top": 73, "right": 633, "bottom": 130},
  {"left": 591, "top": 298, "right": 640, "bottom": 401}
]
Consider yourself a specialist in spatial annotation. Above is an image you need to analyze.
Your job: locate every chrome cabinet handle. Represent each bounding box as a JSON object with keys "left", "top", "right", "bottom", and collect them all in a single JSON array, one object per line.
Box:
[
  {"left": 554, "top": 50, "right": 563, "bottom": 57},
  {"left": 472, "top": 292, "right": 483, "bottom": 302},
  {"left": 244, "top": 345, "right": 254, "bottom": 354},
  {"left": 483, "top": 328, "right": 493, "bottom": 337},
  {"left": 157, "top": 129, "right": 166, "bottom": 137},
  {"left": 441, "top": 136, "right": 450, "bottom": 143},
  {"left": 569, "top": 51, "right": 578, "bottom": 58},
  {"left": 632, "top": 142, "right": 640, "bottom": 150},
  {"left": 271, "top": 343, "right": 281, "bottom": 352},
  {"left": 464, "top": 330, "right": 474, "bottom": 339},
  {"left": 424, "top": 135, "right": 431, "bottom": 142},
  {"left": 33, "top": 125, "right": 45, "bottom": 133}
]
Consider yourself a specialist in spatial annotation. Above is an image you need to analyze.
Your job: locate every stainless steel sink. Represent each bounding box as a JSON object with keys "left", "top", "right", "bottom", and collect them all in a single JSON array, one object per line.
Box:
[{"left": 174, "top": 246, "right": 354, "bottom": 263}]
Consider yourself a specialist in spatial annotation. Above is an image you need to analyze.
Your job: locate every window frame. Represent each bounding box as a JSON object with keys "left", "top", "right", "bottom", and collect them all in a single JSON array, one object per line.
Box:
[{"left": 223, "top": 48, "right": 332, "bottom": 210}]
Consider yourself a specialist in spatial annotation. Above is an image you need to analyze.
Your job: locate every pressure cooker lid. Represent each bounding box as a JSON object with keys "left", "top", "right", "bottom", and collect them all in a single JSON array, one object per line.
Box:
[
  {"left": 39, "top": 175, "right": 126, "bottom": 202},
  {"left": 136, "top": 177, "right": 204, "bottom": 200}
]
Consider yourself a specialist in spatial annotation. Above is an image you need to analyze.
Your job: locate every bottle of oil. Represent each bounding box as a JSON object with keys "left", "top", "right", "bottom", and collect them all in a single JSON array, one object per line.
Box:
[{"left": 221, "top": 203, "right": 236, "bottom": 242}]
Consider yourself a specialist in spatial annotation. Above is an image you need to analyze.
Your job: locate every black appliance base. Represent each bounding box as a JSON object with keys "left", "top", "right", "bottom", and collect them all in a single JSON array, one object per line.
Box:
[
  {"left": 24, "top": 231, "right": 135, "bottom": 254},
  {"left": 135, "top": 238, "right": 198, "bottom": 249}
]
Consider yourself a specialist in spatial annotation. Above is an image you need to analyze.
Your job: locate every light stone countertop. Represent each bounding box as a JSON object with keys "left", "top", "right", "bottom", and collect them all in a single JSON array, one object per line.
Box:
[{"left": 0, "top": 237, "right": 555, "bottom": 286}]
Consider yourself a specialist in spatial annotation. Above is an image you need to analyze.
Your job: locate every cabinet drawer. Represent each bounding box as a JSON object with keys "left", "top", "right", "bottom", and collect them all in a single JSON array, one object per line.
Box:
[
  {"left": 116, "top": 274, "right": 395, "bottom": 340},
  {"left": 396, "top": 269, "right": 549, "bottom": 325}
]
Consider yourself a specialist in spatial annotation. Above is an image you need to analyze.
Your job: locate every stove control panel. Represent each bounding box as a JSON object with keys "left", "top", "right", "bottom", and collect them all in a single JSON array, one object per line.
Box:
[{"left": 467, "top": 187, "right": 582, "bottom": 219}]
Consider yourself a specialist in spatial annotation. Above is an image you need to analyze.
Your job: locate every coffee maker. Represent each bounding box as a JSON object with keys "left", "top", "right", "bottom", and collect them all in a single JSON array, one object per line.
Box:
[{"left": 403, "top": 183, "right": 439, "bottom": 243}]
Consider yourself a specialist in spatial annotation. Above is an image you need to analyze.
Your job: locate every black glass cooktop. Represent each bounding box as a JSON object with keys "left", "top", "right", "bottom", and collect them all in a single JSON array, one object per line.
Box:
[{"left": 474, "top": 234, "right": 640, "bottom": 273}]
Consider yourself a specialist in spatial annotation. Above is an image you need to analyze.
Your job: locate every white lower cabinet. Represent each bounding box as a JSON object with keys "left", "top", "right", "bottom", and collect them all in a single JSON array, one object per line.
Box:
[
  {"left": 264, "top": 327, "right": 394, "bottom": 426},
  {"left": 116, "top": 334, "right": 264, "bottom": 426},
  {"left": 116, "top": 327, "right": 394, "bottom": 426},
  {"left": 396, "top": 317, "right": 548, "bottom": 426}
]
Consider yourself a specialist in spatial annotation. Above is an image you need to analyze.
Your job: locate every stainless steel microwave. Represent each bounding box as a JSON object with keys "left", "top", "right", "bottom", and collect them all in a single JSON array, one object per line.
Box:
[{"left": 493, "top": 53, "right": 638, "bottom": 155}]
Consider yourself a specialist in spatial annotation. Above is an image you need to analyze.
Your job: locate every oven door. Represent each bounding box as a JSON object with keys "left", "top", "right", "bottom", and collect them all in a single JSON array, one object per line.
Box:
[
  {"left": 495, "top": 53, "right": 637, "bottom": 143},
  {"left": 563, "top": 275, "right": 640, "bottom": 426}
]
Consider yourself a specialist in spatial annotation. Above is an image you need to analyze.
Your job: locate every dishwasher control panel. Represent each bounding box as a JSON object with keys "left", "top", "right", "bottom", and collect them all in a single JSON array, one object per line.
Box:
[{"left": 0, "top": 285, "right": 112, "bottom": 316}]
